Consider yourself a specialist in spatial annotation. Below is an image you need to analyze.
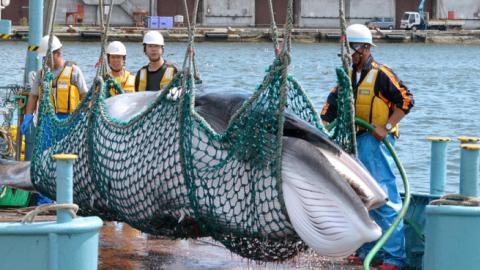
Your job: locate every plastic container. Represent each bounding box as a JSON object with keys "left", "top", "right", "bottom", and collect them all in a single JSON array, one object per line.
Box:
[
  {"left": 159, "top": 16, "right": 173, "bottom": 29},
  {"left": 0, "top": 187, "right": 30, "bottom": 207},
  {"left": 147, "top": 16, "right": 159, "bottom": 29},
  {"left": 0, "top": 19, "right": 12, "bottom": 35},
  {"left": 447, "top": 11, "right": 455, "bottom": 20}
]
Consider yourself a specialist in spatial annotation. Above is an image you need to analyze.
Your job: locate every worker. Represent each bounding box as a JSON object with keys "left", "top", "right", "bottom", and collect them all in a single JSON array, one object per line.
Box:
[
  {"left": 135, "top": 31, "right": 178, "bottom": 91},
  {"left": 106, "top": 41, "right": 135, "bottom": 96},
  {"left": 20, "top": 35, "right": 88, "bottom": 206},
  {"left": 320, "top": 24, "right": 414, "bottom": 270},
  {"left": 21, "top": 35, "right": 88, "bottom": 133}
]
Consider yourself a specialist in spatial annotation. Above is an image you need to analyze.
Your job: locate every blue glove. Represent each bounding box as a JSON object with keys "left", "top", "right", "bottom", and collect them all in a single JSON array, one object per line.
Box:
[{"left": 20, "top": 114, "right": 33, "bottom": 134}]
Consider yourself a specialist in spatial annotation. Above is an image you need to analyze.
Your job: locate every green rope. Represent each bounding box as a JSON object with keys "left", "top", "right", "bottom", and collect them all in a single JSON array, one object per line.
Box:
[
  {"left": 331, "top": 67, "right": 357, "bottom": 154},
  {"left": 104, "top": 77, "right": 125, "bottom": 97},
  {"left": 336, "top": 0, "right": 357, "bottom": 156}
]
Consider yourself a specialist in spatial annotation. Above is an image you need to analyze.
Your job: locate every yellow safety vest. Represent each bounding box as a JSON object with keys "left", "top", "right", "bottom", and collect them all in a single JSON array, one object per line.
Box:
[
  {"left": 110, "top": 70, "right": 135, "bottom": 97},
  {"left": 137, "top": 63, "right": 176, "bottom": 91},
  {"left": 40, "top": 64, "right": 80, "bottom": 113},
  {"left": 352, "top": 67, "right": 399, "bottom": 134}
]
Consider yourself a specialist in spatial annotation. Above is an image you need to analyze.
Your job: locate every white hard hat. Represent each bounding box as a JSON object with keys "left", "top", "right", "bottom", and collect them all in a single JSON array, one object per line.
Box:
[
  {"left": 143, "top": 31, "right": 164, "bottom": 46},
  {"left": 346, "top": 24, "right": 376, "bottom": 46},
  {"left": 106, "top": 41, "right": 127, "bottom": 56},
  {"left": 39, "top": 35, "right": 62, "bottom": 56}
]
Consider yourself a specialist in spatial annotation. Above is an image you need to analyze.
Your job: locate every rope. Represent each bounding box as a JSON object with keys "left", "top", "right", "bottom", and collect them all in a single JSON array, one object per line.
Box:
[
  {"left": 190, "top": 0, "right": 202, "bottom": 83},
  {"left": 98, "top": 1, "right": 104, "bottom": 30},
  {"left": 181, "top": 0, "right": 195, "bottom": 74},
  {"left": 180, "top": 0, "right": 203, "bottom": 93},
  {"left": 339, "top": 0, "right": 352, "bottom": 70},
  {"left": 336, "top": 0, "right": 357, "bottom": 156},
  {"left": 21, "top": 203, "right": 79, "bottom": 223},
  {"left": 96, "top": 0, "right": 115, "bottom": 79},
  {"left": 267, "top": 0, "right": 280, "bottom": 56},
  {"left": 282, "top": 0, "right": 294, "bottom": 54},
  {"left": 430, "top": 194, "right": 480, "bottom": 206},
  {"left": 42, "top": 0, "right": 58, "bottom": 75}
]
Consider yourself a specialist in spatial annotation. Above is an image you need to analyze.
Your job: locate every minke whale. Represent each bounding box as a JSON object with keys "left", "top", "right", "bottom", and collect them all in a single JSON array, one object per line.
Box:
[{"left": 0, "top": 90, "right": 387, "bottom": 258}]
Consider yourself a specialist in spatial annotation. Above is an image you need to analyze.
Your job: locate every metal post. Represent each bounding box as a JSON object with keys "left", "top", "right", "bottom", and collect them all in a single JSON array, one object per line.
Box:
[
  {"left": 458, "top": 136, "right": 480, "bottom": 144},
  {"left": 23, "top": 0, "right": 44, "bottom": 162},
  {"left": 53, "top": 154, "right": 78, "bottom": 223},
  {"left": 459, "top": 144, "right": 480, "bottom": 197},
  {"left": 427, "top": 137, "right": 451, "bottom": 196},
  {"left": 25, "top": 0, "right": 43, "bottom": 84}
]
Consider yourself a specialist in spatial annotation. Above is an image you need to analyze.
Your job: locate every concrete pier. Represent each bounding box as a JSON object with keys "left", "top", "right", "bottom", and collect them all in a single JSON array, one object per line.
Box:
[{"left": 8, "top": 25, "right": 480, "bottom": 44}]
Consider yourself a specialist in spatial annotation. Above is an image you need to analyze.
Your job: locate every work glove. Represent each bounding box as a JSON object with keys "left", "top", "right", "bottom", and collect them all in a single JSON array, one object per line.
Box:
[{"left": 20, "top": 114, "right": 33, "bottom": 135}]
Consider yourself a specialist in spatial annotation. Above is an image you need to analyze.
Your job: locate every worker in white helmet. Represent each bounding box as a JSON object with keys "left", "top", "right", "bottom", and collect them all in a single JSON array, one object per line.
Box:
[
  {"left": 20, "top": 35, "right": 88, "bottom": 206},
  {"left": 21, "top": 35, "right": 88, "bottom": 134},
  {"left": 321, "top": 24, "right": 414, "bottom": 270},
  {"left": 135, "top": 31, "right": 178, "bottom": 91},
  {"left": 106, "top": 41, "right": 135, "bottom": 96}
]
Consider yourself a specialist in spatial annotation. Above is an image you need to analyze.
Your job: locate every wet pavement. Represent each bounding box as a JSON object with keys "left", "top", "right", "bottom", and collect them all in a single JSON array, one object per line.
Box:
[{"left": 99, "top": 222, "right": 369, "bottom": 270}]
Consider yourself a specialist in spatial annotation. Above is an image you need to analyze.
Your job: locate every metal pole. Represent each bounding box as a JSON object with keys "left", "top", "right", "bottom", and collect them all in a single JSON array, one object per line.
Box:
[
  {"left": 53, "top": 154, "right": 78, "bottom": 223},
  {"left": 25, "top": 0, "right": 44, "bottom": 84},
  {"left": 24, "top": 0, "right": 44, "bottom": 162},
  {"left": 459, "top": 144, "right": 480, "bottom": 197},
  {"left": 427, "top": 137, "right": 451, "bottom": 196}
]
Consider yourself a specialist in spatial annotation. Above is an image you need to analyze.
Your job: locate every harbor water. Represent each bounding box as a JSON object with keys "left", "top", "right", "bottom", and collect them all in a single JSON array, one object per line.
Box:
[{"left": 0, "top": 41, "right": 479, "bottom": 194}]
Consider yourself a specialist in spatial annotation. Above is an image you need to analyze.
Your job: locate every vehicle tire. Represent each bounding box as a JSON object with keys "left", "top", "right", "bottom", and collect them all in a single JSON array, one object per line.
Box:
[
  {"left": 388, "top": 26, "right": 393, "bottom": 30},
  {"left": 411, "top": 26, "right": 417, "bottom": 31}
]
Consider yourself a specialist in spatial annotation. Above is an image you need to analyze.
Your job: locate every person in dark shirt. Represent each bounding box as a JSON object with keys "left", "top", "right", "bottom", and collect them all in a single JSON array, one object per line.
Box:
[
  {"left": 135, "top": 31, "right": 178, "bottom": 91},
  {"left": 321, "top": 24, "right": 414, "bottom": 270}
]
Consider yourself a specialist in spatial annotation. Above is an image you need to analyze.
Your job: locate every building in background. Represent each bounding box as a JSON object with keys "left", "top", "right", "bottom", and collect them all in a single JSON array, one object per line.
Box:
[
  {"left": 2, "top": 0, "right": 28, "bottom": 25},
  {"left": 435, "top": 0, "right": 480, "bottom": 29},
  {"left": 1, "top": 0, "right": 479, "bottom": 29}
]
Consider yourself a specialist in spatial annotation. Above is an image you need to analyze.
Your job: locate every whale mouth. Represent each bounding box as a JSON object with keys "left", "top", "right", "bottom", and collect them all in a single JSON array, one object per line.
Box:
[{"left": 321, "top": 149, "right": 388, "bottom": 210}]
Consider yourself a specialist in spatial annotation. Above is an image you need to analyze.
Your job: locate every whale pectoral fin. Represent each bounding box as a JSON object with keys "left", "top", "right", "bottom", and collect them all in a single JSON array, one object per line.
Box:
[{"left": 282, "top": 138, "right": 381, "bottom": 257}]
